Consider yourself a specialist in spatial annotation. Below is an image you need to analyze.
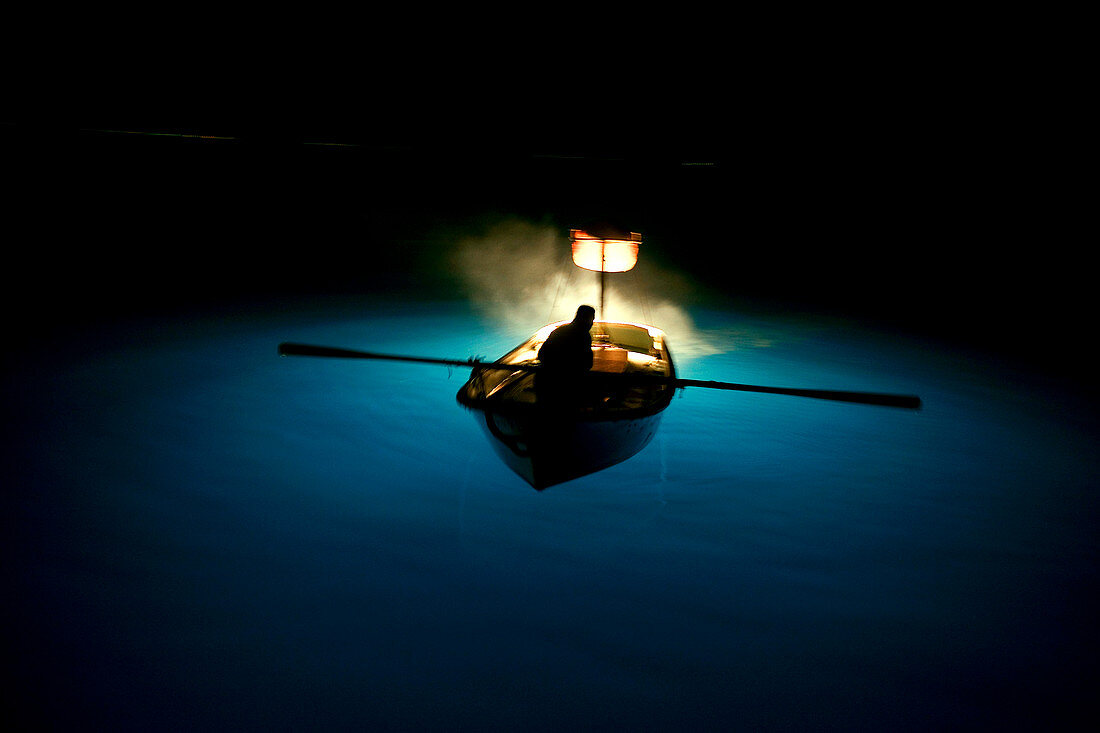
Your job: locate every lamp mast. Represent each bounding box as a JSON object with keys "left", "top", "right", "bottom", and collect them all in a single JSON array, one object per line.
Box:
[
  {"left": 600, "top": 239, "right": 606, "bottom": 319},
  {"left": 569, "top": 228, "right": 639, "bottom": 323}
]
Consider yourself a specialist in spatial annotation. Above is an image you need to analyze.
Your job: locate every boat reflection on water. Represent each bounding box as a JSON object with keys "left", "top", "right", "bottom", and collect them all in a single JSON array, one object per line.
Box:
[{"left": 457, "top": 320, "right": 676, "bottom": 489}]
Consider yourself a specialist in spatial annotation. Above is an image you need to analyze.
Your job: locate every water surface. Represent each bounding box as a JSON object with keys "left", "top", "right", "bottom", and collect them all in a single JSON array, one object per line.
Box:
[{"left": 6, "top": 297, "right": 1097, "bottom": 730}]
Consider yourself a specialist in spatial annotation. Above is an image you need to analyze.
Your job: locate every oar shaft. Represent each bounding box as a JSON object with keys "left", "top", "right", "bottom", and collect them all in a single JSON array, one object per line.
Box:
[
  {"left": 589, "top": 372, "right": 921, "bottom": 409},
  {"left": 277, "top": 343, "right": 538, "bottom": 373},
  {"left": 672, "top": 378, "right": 922, "bottom": 409},
  {"left": 279, "top": 342, "right": 470, "bottom": 367}
]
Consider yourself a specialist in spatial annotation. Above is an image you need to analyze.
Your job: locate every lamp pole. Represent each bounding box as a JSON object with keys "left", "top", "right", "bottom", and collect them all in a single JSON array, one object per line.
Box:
[{"left": 599, "top": 238, "right": 606, "bottom": 318}]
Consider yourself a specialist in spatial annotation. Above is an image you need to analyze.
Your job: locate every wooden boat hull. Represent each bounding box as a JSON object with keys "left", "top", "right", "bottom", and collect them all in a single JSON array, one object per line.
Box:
[{"left": 474, "top": 405, "right": 666, "bottom": 490}]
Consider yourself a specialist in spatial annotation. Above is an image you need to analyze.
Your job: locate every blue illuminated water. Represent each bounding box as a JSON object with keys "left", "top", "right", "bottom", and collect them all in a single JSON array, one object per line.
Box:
[{"left": 6, "top": 297, "right": 1098, "bottom": 730}]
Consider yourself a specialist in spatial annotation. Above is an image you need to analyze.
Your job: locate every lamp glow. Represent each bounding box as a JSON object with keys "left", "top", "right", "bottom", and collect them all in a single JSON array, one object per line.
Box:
[{"left": 570, "top": 229, "right": 641, "bottom": 273}]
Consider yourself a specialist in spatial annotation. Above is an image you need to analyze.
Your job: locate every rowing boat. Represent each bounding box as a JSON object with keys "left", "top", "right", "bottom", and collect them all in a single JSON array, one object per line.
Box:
[
  {"left": 457, "top": 319, "right": 676, "bottom": 489},
  {"left": 277, "top": 225, "right": 921, "bottom": 491}
]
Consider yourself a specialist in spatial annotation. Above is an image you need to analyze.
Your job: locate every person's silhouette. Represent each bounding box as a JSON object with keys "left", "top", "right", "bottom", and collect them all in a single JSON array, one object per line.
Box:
[{"left": 536, "top": 305, "right": 595, "bottom": 406}]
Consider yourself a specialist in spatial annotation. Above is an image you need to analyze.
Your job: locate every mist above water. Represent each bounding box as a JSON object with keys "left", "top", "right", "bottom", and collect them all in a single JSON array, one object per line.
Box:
[{"left": 449, "top": 217, "right": 726, "bottom": 362}]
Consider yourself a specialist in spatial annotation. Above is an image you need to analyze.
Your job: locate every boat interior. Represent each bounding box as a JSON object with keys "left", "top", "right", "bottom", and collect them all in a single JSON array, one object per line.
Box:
[{"left": 461, "top": 321, "right": 675, "bottom": 413}]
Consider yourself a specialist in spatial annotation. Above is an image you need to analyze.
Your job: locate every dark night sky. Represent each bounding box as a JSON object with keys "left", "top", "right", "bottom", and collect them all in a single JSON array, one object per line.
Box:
[{"left": 2, "top": 113, "right": 1085, "bottom": 383}]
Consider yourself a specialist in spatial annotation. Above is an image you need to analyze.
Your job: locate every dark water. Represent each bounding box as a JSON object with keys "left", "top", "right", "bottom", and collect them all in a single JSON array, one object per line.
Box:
[{"left": 6, "top": 297, "right": 1098, "bottom": 731}]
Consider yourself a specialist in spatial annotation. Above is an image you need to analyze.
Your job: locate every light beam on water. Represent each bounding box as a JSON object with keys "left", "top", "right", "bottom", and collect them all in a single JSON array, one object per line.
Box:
[{"left": 6, "top": 295, "right": 1097, "bottom": 730}]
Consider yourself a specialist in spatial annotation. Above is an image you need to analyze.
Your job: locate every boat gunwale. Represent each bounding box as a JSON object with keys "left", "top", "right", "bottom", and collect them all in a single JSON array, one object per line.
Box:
[
  {"left": 456, "top": 320, "right": 677, "bottom": 422},
  {"left": 456, "top": 384, "right": 675, "bottom": 423}
]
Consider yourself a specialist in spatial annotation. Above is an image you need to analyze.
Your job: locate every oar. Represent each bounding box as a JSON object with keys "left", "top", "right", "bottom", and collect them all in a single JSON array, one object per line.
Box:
[
  {"left": 278, "top": 342, "right": 538, "bottom": 372},
  {"left": 668, "top": 379, "right": 921, "bottom": 409},
  {"left": 278, "top": 343, "right": 922, "bottom": 409}
]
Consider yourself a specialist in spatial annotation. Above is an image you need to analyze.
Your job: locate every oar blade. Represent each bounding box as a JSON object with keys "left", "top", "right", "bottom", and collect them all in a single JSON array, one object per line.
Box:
[{"left": 278, "top": 343, "right": 378, "bottom": 359}]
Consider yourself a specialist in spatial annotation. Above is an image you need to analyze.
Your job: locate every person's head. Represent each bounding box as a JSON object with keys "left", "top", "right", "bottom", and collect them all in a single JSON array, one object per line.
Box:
[{"left": 574, "top": 305, "right": 595, "bottom": 329}]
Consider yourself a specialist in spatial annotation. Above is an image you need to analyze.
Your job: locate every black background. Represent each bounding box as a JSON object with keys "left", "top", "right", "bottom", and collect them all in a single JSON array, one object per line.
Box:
[{"left": 2, "top": 102, "right": 1085, "bottom": 383}]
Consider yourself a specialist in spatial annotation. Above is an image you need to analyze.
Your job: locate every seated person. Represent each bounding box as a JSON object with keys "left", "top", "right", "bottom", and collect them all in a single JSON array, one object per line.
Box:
[{"left": 536, "top": 305, "right": 595, "bottom": 406}]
